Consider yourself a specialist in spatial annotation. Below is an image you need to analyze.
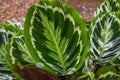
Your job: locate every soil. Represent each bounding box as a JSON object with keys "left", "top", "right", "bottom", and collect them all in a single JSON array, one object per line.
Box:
[
  {"left": 0, "top": 0, "right": 104, "bottom": 24},
  {"left": 64, "top": 0, "right": 104, "bottom": 21}
]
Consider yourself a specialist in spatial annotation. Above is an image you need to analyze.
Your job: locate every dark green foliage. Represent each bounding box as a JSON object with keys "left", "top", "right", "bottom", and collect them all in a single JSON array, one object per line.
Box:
[
  {"left": 24, "top": 0, "right": 89, "bottom": 76},
  {"left": 0, "top": 0, "right": 120, "bottom": 80}
]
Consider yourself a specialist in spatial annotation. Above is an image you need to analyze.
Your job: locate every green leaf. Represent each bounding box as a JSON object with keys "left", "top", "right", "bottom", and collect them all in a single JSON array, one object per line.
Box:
[
  {"left": 0, "top": 20, "right": 23, "bottom": 80},
  {"left": 77, "top": 71, "right": 95, "bottom": 80},
  {"left": 0, "top": 20, "right": 28, "bottom": 67},
  {"left": 94, "top": 0, "right": 120, "bottom": 17},
  {"left": 5, "top": 33, "right": 33, "bottom": 67},
  {"left": 0, "top": 20, "right": 23, "bottom": 60},
  {"left": 0, "top": 25, "right": 7, "bottom": 62},
  {"left": 96, "top": 66, "right": 120, "bottom": 80},
  {"left": 90, "top": 12, "right": 120, "bottom": 65},
  {"left": 24, "top": 0, "right": 89, "bottom": 75}
]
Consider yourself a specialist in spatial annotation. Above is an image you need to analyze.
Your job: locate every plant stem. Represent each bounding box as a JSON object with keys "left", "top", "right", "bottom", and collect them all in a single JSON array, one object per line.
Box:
[{"left": 92, "top": 64, "right": 101, "bottom": 73}]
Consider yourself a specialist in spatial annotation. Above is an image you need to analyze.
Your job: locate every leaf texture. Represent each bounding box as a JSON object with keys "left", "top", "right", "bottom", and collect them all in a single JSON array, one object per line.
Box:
[
  {"left": 0, "top": 20, "right": 23, "bottom": 80},
  {"left": 94, "top": 0, "right": 120, "bottom": 17},
  {"left": 96, "top": 66, "right": 120, "bottom": 80},
  {"left": 90, "top": 12, "right": 120, "bottom": 65},
  {"left": 24, "top": 0, "right": 89, "bottom": 75}
]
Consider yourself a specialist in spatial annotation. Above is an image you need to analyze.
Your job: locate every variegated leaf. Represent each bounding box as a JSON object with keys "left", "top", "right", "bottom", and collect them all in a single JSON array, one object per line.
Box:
[
  {"left": 0, "top": 20, "right": 20, "bottom": 68},
  {"left": 94, "top": 0, "right": 120, "bottom": 17},
  {"left": 24, "top": 0, "right": 89, "bottom": 75},
  {"left": 6, "top": 31, "right": 33, "bottom": 67},
  {"left": 77, "top": 66, "right": 120, "bottom": 80},
  {"left": 98, "top": 72, "right": 120, "bottom": 80},
  {"left": 90, "top": 12, "right": 120, "bottom": 65},
  {"left": 77, "top": 71, "right": 95, "bottom": 80},
  {"left": 0, "top": 25, "right": 7, "bottom": 62},
  {"left": 0, "top": 20, "right": 24, "bottom": 65},
  {"left": 0, "top": 20, "right": 23, "bottom": 80},
  {"left": 96, "top": 66, "right": 120, "bottom": 80}
]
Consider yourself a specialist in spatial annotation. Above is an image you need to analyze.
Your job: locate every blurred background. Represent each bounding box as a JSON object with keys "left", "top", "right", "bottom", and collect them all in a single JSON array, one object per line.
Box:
[{"left": 0, "top": 0, "right": 104, "bottom": 23}]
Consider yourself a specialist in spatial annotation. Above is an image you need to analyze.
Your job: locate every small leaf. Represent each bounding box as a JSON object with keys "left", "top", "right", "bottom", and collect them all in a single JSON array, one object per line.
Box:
[
  {"left": 77, "top": 71, "right": 95, "bottom": 80},
  {"left": 96, "top": 66, "right": 120, "bottom": 80}
]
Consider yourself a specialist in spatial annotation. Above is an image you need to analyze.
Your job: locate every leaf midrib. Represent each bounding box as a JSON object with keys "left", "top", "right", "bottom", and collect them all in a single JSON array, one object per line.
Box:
[{"left": 43, "top": 19, "right": 66, "bottom": 73}]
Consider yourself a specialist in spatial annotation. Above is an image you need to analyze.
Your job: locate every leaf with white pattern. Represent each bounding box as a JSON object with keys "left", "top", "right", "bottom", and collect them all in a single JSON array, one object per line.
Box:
[
  {"left": 24, "top": 0, "right": 89, "bottom": 75},
  {"left": 94, "top": 0, "right": 120, "bottom": 17},
  {"left": 90, "top": 12, "right": 120, "bottom": 65}
]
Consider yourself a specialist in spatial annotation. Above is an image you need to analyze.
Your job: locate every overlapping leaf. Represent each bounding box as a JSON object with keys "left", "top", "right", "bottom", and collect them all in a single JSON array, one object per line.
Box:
[
  {"left": 24, "top": 0, "right": 89, "bottom": 75},
  {"left": 77, "top": 71, "right": 95, "bottom": 80},
  {"left": 90, "top": 12, "right": 120, "bottom": 65},
  {"left": 0, "top": 25, "right": 7, "bottom": 62},
  {"left": 0, "top": 20, "right": 25, "bottom": 65},
  {"left": 5, "top": 32, "right": 33, "bottom": 67},
  {"left": 78, "top": 66, "right": 120, "bottom": 80},
  {"left": 94, "top": 0, "right": 120, "bottom": 17},
  {"left": 96, "top": 66, "right": 120, "bottom": 80},
  {"left": 0, "top": 20, "right": 23, "bottom": 80}
]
